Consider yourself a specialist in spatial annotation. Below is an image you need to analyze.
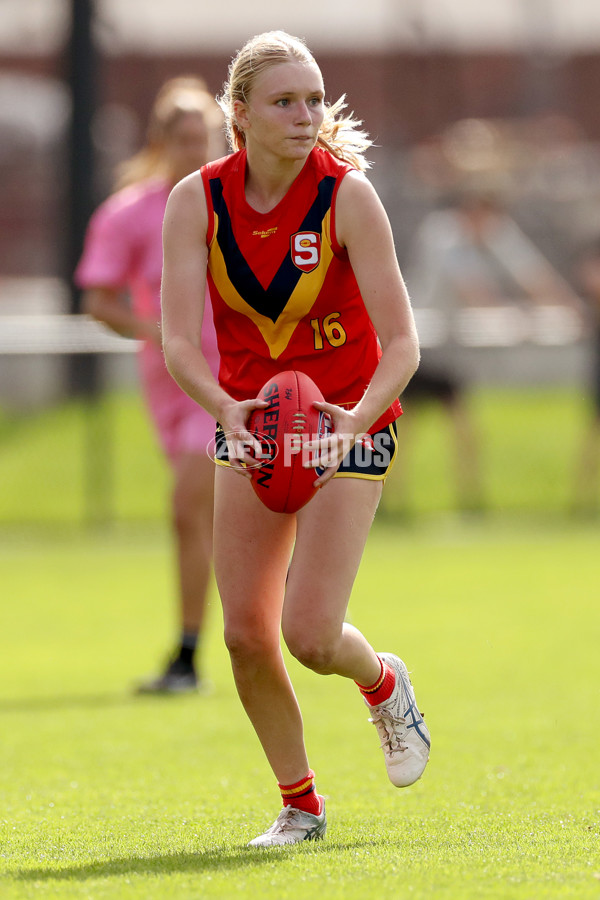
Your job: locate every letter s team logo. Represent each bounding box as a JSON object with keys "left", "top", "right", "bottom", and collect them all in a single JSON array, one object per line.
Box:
[{"left": 291, "top": 231, "right": 321, "bottom": 273}]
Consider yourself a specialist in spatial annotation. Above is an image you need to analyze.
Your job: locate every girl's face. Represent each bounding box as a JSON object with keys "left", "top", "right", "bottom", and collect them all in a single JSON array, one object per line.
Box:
[
  {"left": 164, "top": 110, "right": 210, "bottom": 183},
  {"left": 235, "top": 60, "right": 325, "bottom": 163}
]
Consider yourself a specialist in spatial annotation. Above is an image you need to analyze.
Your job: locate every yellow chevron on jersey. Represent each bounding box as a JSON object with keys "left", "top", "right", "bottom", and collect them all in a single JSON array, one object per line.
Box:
[
  {"left": 208, "top": 208, "right": 334, "bottom": 359},
  {"left": 200, "top": 148, "right": 403, "bottom": 432}
]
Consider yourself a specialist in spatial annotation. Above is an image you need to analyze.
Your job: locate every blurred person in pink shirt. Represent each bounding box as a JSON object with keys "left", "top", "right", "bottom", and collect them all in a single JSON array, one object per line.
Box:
[{"left": 76, "top": 77, "right": 224, "bottom": 693}]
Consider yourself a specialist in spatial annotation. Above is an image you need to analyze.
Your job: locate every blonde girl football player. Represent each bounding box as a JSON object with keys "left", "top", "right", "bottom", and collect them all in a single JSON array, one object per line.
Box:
[
  {"left": 77, "top": 78, "right": 224, "bottom": 693},
  {"left": 161, "top": 32, "right": 430, "bottom": 845}
]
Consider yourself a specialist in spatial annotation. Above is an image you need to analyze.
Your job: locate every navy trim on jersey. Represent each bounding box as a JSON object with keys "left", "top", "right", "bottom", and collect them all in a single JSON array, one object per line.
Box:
[{"left": 209, "top": 175, "right": 337, "bottom": 323}]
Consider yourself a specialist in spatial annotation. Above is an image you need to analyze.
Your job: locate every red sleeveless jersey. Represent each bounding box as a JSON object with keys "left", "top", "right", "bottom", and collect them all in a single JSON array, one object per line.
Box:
[{"left": 201, "top": 147, "right": 401, "bottom": 433}]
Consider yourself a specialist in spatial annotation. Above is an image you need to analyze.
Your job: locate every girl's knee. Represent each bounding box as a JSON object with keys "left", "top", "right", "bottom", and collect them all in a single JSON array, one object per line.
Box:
[
  {"left": 224, "top": 624, "right": 278, "bottom": 668},
  {"left": 283, "top": 623, "right": 336, "bottom": 674}
]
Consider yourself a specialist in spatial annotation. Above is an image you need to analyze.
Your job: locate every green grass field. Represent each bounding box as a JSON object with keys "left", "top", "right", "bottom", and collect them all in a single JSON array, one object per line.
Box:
[
  {"left": 1, "top": 388, "right": 599, "bottom": 898},
  {"left": 1, "top": 522, "right": 599, "bottom": 899}
]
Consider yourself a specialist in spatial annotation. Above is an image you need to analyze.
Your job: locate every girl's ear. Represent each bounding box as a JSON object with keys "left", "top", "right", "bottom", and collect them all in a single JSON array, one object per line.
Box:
[{"left": 233, "top": 100, "right": 250, "bottom": 132}]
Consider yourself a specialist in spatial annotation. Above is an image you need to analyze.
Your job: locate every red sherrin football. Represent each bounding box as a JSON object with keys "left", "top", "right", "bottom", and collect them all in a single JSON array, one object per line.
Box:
[{"left": 247, "top": 370, "right": 332, "bottom": 514}]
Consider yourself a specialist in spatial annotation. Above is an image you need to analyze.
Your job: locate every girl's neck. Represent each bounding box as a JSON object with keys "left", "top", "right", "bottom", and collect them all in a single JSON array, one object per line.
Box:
[{"left": 243, "top": 147, "right": 308, "bottom": 214}]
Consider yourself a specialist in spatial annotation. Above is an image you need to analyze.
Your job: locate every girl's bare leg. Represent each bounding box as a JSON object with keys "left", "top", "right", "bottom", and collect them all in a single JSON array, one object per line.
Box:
[
  {"left": 213, "top": 466, "right": 307, "bottom": 785},
  {"left": 283, "top": 477, "right": 383, "bottom": 686}
]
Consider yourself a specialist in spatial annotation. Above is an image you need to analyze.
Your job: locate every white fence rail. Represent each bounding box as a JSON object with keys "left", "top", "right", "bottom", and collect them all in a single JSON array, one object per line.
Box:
[
  {"left": 0, "top": 314, "right": 139, "bottom": 355},
  {"left": 0, "top": 305, "right": 585, "bottom": 355}
]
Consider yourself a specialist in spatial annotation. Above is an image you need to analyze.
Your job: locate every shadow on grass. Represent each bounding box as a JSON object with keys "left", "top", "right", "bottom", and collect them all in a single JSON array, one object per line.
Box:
[
  {"left": 0, "top": 690, "right": 198, "bottom": 715},
  {"left": 10, "top": 839, "right": 392, "bottom": 882}
]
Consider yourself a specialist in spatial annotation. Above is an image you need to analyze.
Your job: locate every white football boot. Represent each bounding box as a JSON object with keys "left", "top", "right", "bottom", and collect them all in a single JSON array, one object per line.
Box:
[
  {"left": 366, "top": 653, "right": 430, "bottom": 787},
  {"left": 248, "top": 801, "right": 327, "bottom": 847}
]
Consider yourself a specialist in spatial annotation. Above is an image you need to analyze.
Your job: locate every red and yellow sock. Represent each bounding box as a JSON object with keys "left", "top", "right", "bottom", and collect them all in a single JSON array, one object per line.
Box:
[
  {"left": 278, "top": 769, "right": 322, "bottom": 816},
  {"left": 356, "top": 656, "right": 396, "bottom": 706}
]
